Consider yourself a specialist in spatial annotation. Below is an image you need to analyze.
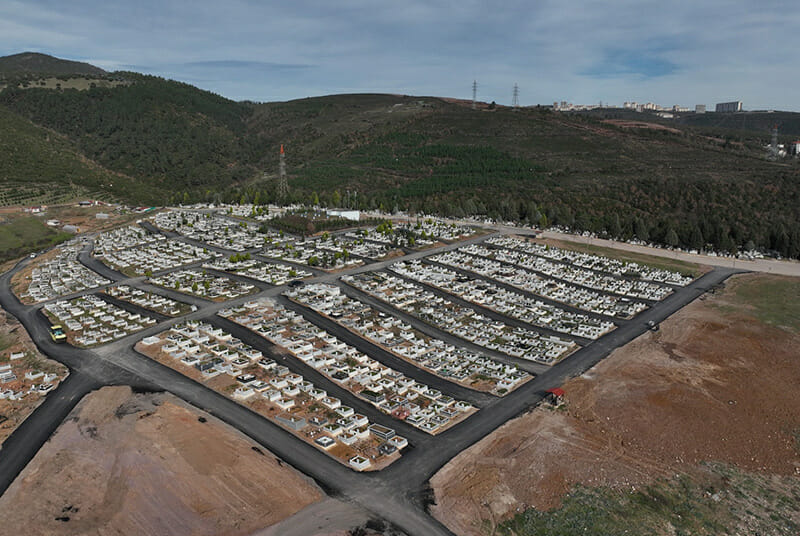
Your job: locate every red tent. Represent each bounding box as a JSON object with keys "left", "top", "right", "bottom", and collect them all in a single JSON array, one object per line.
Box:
[{"left": 546, "top": 387, "right": 565, "bottom": 398}]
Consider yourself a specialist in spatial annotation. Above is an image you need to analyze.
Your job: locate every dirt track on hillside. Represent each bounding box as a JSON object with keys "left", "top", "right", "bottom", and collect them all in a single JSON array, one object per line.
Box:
[{"left": 431, "top": 273, "right": 800, "bottom": 536}]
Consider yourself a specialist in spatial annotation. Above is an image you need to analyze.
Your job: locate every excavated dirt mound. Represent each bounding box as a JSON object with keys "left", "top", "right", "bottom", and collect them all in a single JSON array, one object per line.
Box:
[
  {"left": 0, "top": 386, "right": 323, "bottom": 536},
  {"left": 431, "top": 273, "right": 800, "bottom": 536}
]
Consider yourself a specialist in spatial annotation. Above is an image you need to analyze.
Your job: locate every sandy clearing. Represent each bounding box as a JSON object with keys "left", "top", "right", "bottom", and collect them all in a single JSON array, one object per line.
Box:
[
  {"left": 0, "top": 386, "right": 323, "bottom": 536},
  {"left": 252, "top": 497, "right": 374, "bottom": 536},
  {"left": 431, "top": 273, "right": 800, "bottom": 536}
]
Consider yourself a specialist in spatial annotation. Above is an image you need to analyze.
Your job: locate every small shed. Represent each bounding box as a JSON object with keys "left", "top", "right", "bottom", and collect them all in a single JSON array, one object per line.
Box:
[{"left": 545, "top": 387, "right": 565, "bottom": 406}]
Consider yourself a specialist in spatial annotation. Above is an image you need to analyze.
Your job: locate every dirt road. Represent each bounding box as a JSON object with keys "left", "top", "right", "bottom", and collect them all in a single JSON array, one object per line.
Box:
[{"left": 540, "top": 230, "right": 800, "bottom": 277}]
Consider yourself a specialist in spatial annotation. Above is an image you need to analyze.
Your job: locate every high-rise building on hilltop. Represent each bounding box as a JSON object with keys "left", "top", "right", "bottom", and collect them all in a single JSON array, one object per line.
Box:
[{"left": 715, "top": 101, "right": 743, "bottom": 112}]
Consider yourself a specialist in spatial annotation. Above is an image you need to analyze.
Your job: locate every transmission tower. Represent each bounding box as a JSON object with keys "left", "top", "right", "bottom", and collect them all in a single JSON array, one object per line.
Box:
[
  {"left": 771, "top": 124, "right": 779, "bottom": 151},
  {"left": 512, "top": 83, "right": 519, "bottom": 108},
  {"left": 277, "top": 144, "right": 289, "bottom": 199},
  {"left": 472, "top": 80, "right": 477, "bottom": 110}
]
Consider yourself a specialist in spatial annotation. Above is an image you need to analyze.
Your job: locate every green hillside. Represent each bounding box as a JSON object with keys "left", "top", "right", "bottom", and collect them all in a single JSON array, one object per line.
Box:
[
  {"left": 0, "top": 73, "right": 253, "bottom": 196},
  {"left": 0, "top": 52, "right": 107, "bottom": 79},
  {"left": 0, "top": 53, "right": 798, "bottom": 257},
  {"left": 582, "top": 107, "right": 800, "bottom": 144},
  {"left": 0, "top": 105, "right": 138, "bottom": 203},
  {"left": 676, "top": 110, "right": 800, "bottom": 141},
  {"left": 0, "top": 216, "right": 72, "bottom": 262},
  {"left": 246, "top": 98, "right": 800, "bottom": 258}
]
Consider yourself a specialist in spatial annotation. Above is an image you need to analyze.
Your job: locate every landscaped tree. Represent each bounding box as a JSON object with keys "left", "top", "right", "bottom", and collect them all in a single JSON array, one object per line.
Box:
[
  {"left": 538, "top": 213, "right": 548, "bottom": 229},
  {"left": 665, "top": 228, "right": 679, "bottom": 247},
  {"left": 635, "top": 218, "right": 650, "bottom": 242},
  {"left": 689, "top": 225, "right": 704, "bottom": 250}
]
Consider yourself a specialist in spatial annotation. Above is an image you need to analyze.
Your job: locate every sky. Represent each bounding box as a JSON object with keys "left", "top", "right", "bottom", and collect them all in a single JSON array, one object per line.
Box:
[{"left": 1, "top": 0, "right": 797, "bottom": 110}]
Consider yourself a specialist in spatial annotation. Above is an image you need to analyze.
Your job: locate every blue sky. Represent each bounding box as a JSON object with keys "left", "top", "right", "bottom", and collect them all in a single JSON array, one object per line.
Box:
[{"left": 1, "top": 0, "right": 797, "bottom": 110}]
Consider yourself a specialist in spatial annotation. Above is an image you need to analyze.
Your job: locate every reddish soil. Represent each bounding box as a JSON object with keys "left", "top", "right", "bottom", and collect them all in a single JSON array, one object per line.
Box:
[
  {"left": 0, "top": 308, "right": 68, "bottom": 444},
  {"left": 431, "top": 273, "right": 800, "bottom": 536},
  {"left": 0, "top": 386, "right": 323, "bottom": 535}
]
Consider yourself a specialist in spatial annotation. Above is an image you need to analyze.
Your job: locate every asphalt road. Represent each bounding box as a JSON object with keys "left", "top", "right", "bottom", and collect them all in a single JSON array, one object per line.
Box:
[
  {"left": 386, "top": 265, "right": 595, "bottom": 346},
  {"left": 480, "top": 241, "right": 679, "bottom": 294},
  {"left": 338, "top": 277, "right": 550, "bottom": 376},
  {"left": 423, "top": 256, "right": 632, "bottom": 323},
  {"left": 0, "top": 373, "right": 101, "bottom": 493},
  {"left": 0, "top": 227, "right": 742, "bottom": 536},
  {"left": 276, "top": 295, "right": 495, "bottom": 407}
]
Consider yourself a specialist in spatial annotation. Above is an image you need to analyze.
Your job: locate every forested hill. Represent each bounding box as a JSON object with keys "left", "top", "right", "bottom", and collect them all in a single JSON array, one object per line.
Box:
[
  {"left": 0, "top": 72, "right": 255, "bottom": 199},
  {"left": 0, "top": 53, "right": 798, "bottom": 258},
  {"left": 0, "top": 52, "right": 107, "bottom": 78}
]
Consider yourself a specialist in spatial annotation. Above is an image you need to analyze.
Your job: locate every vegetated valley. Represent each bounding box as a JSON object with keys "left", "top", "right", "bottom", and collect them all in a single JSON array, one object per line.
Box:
[{"left": 1, "top": 53, "right": 799, "bottom": 258}]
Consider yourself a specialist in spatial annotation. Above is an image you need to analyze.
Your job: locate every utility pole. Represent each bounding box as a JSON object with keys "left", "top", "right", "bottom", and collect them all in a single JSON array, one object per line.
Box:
[{"left": 512, "top": 83, "right": 519, "bottom": 109}]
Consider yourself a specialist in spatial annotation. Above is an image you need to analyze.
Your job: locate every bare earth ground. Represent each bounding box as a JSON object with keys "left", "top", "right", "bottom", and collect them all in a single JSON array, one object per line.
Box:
[
  {"left": 5, "top": 207, "right": 145, "bottom": 297},
  {"left": 601, "top": 119, "right": 683, "bottom": 134},
  {"left": 0, "top": 308, "right": 67, "bottom": 444},
  {"left": 253, "top": 497, "right": 406, "bottom": 536},
  {"left": 42, "top": 205, "right": 145, "bottom": 234},
  {"left": 0, "top": 386, "right": 323, "bottom": 536},
  {"left": 431, "top": 273, "right": 800, "bottom": 536}
]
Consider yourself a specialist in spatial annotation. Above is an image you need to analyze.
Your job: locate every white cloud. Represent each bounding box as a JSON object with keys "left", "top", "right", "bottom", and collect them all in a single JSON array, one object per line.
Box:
[{"left": 0, "top": 0, "right": 797, "bottom": 109}]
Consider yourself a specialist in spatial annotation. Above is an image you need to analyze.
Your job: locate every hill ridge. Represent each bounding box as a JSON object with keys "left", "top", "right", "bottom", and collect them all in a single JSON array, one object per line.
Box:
[
  {"left": 0, "top": 53, "right": 797, "bottom": 258},
  {"left": 0, "top": 52, "right": 107, "bottom": 78}
]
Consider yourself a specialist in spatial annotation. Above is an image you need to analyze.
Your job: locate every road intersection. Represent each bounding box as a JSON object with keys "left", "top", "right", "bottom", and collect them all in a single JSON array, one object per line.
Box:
[{"left": 0, "top": 222, "right": 740, "bottom": 536}]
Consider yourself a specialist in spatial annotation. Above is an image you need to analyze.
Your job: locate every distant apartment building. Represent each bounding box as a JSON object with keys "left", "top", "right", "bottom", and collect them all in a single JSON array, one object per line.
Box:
[
  {"left": 715, "top": 101, "right": 743, "bottom": 113},
  {"left": 553, "top": 101, "right": 599, "bottom": 112},
  {"left": 695, "top": 104, "right": 706, "bottom": 114},
  {"left": 623, "top": 100, "right": 691, "bottom": 113}
]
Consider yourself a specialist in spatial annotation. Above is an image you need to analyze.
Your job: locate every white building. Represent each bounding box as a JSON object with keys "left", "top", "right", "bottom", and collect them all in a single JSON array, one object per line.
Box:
[
  {"left": 715, "top": 101, "right": 743, "bottom": 113},
  {"left": 327, "top": 209, "right": 360, "bottom": 221}
]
